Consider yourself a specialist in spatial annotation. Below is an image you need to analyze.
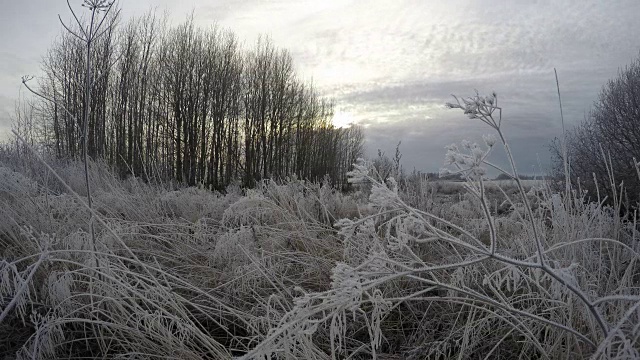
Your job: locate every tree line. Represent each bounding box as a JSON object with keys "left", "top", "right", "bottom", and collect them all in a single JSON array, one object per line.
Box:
[
  {"left": 551, "top": 53, "right": 640, "bottom": 210},
  {"left": 22, "top": 11, "right": 363, "bottom": 190}
]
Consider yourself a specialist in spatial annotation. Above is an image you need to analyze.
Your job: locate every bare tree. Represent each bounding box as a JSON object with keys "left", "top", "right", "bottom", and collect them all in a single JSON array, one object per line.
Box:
[
  {"left": 552, "top": 54, "right": 640, "bottom": 211},
  {"left": 28, "top": 10, "right": 363, "bottom": 190}
]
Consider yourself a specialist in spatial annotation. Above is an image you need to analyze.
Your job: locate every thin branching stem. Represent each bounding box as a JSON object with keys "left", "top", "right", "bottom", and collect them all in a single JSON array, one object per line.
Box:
[{"left": 0, "top": 251, "right": 47, "bottom": 325}]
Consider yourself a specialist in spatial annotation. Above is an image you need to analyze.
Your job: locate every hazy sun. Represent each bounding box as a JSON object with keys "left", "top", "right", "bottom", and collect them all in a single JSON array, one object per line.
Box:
[{"left": 331, "top": 110, "right": 355, "bottom": 128}]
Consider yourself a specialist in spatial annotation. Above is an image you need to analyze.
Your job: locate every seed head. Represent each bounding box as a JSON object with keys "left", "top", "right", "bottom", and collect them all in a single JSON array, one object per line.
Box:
[
  {"left": 82, "top": 0, "right": 113, "bottom": 12},
  {"left": 482, "top": 134, "right": 497, "bottom": 147}
]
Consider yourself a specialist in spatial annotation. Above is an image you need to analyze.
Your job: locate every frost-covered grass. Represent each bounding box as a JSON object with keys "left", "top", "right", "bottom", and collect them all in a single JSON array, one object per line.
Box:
[
  {"left": 0, "top": 155, "right": 358, "bottom": 358},
  {"left": 1, "top": 93, "right": 639, "bottom": 359}
]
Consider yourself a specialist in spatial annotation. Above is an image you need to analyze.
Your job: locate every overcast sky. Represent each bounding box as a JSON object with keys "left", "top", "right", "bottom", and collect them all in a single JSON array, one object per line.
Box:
[{"left": 1, "top": 0, "right": 639, "bottom": 175}]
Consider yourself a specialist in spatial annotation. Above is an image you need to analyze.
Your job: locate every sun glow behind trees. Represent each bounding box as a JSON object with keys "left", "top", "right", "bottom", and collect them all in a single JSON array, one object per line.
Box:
[{"left": 330, "top": 109, "right": 356, "bottom": 128}]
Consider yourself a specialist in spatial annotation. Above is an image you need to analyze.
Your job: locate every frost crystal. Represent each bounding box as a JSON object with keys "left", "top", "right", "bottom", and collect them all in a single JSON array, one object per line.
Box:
[
  {"left": 369, "top": 182, "right": 398, "bottom": 208},
  {"left": 441, "top": 139, "right": 491, "bottom": 180},
  {"left": 482, "top": 134, "right": 497, "bottom": 147},
  {"left": 330, "top": 262, "right": 363, "bottom": 312},
  {"left": 334, "top": 218, "right": 356, "bottom": 240},
  {"left": 347, "top": 158, "right": 371, "bottom": 184}
]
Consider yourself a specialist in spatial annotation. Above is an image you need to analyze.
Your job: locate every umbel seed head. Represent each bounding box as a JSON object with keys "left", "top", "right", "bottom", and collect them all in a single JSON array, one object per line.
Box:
[{"left": 81, "top": 0, "right": 113, "bottom": 11}]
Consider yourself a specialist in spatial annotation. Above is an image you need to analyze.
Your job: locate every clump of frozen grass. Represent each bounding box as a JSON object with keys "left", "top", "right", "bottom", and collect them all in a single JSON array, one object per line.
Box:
[{"left": 0, "top": 156, "right": 256, "bottom": 357}]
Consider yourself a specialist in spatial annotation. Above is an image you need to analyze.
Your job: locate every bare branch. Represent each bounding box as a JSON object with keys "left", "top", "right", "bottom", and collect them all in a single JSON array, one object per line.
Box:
[
  {"left": 66, "top": 0, "right": 89, "bottom": 38},
  {"left": 21, "top": 76, "right": 82, "bottom": 134},
  {"left": 91, "top": 1, "right": 117, "bottom": 39},
  {"left": 58, "top": 15, "right": 86, "bottom": 42}
]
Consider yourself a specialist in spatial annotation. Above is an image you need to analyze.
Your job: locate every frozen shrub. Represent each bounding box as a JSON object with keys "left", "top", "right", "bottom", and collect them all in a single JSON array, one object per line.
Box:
[{"left": 210, "top": 226, "right": 259, "bottom": 272}]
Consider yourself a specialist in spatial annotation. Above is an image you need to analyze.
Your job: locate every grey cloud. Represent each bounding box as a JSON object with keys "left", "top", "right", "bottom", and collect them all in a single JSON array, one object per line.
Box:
[
  {"left": 362, "top": 116, "right": 555, "bottom": 177},
  {"left": 334, "top": 66, "right": 622, "bottom": 174}
]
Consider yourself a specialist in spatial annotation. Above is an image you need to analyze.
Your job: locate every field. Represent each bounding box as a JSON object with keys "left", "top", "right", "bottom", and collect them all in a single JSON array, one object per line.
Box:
[{"left": 0, "top": 146, "right": 639, "bottom": 359}]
